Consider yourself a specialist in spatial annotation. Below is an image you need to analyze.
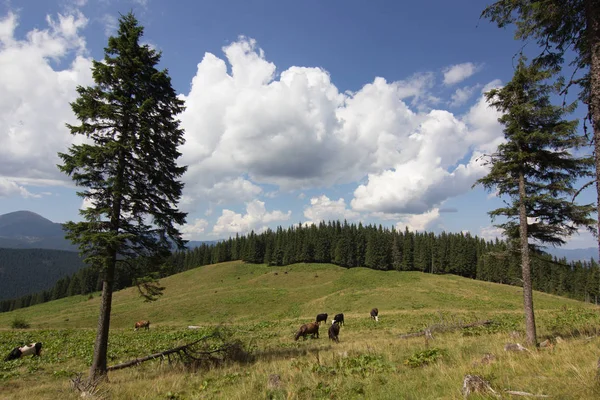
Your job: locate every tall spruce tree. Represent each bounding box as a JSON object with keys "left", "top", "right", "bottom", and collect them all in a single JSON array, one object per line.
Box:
[
  {"left": 475, "top": 57, "right": 595, "bottom": 346},
  {"left": 58, "top": 13, "right": 187, "bottom": 379},
  {"left": 482, "top": 0, "right": 600, "bottom": 258}
]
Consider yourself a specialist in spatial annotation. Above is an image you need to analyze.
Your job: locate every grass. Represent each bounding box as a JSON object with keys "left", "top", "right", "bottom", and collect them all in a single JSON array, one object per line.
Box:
[{"left": 1, "top": 261, "right": 600, "bottom": 399}]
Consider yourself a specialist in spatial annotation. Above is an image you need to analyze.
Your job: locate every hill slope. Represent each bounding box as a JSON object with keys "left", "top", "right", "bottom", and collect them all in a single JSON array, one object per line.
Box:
[{"left": 0, "top": 261, "right": 590, "bottom": 330}]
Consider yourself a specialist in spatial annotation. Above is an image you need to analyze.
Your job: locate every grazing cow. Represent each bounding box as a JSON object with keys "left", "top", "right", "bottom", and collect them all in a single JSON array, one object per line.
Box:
[
  {"left": 332, "top": 313, "right": 344, "bottom": 326},
  {"left": 370, "top": 308, "right": 379, "bottom": 322},
  {"left": 328, "top": 322, "right": 340, "bottom": 343},
  {"left": 134, "top": 320, "right": 150, "bottom": 331},
  {"left": 315, "top": 313, "right": 328, "bottom": 325},
  {"left": 4, "top": 342, "right": 43, "bottom": 361},
  {"left": 294, "top": 322, "right": 320, "bottom": 341}
]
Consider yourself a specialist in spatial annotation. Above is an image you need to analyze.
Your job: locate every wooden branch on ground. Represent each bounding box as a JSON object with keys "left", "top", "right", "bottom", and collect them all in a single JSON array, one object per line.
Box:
[
  {"left": 398, "top": 320, "right": 494, "bottom": 339},
  {"left": 107, "top": 335, "right": 214, "bottom": 371},
  {"left": 505, "top": 390, "right": 550, "bottom": 398}
]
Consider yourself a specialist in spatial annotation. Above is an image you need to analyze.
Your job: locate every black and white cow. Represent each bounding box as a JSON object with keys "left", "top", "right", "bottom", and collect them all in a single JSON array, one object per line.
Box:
[
  {"left": 328, "top": 322, "right": 340, "bottom": 343},
  {"left": 315, "top": 313, "right": 328, "bottom": 325},
  {"left": 370, "top": 308, "right": 379, "bottom": 322},
  {"left": 4, "top": 342, "right": 43, "bottom": 361},
  {"left": 332, "top": 313, "right": 344, "bottom": 326}
]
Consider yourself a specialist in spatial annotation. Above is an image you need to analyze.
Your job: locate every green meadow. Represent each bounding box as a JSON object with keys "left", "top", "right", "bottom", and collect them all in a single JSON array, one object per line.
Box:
[{"left": 1, "top": 261, "right": 600, "bottom": 399}]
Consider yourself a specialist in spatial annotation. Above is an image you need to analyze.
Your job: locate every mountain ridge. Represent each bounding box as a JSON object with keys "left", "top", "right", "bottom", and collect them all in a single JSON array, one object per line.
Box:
[
  {"left": 0, "top": 210, "right": 76, "bottom": 251},
  {"left": 0, "top": 211, "right": 217, "bottom": 251}
]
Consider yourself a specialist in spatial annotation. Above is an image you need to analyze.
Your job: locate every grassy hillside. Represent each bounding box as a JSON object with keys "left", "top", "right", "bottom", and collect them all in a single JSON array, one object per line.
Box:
[
  {"left": 1, "top": 262, "right": 600, "bottom": 399},
  {"left": 0, "top": 261, "right": 588, "bottom": 329}
]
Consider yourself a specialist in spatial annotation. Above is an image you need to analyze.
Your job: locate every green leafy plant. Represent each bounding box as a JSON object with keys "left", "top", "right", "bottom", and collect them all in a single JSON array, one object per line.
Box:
[
  {"left": 404, "top": 348, "right": 446, "bottom": 368},
  {"left": 546, "top": 307, "right": 600, "bottom": 337},
  {"left": 312, "top": 353, "right": 394, "bottom": 377}
]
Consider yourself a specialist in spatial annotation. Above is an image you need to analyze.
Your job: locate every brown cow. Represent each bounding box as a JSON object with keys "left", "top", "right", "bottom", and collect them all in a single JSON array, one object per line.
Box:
[
  {"left": 134, "top": 320, "right": 150, "bottom": 331},
  {"left": 294, "top": 322, "right": 319, "bottom": 341}
]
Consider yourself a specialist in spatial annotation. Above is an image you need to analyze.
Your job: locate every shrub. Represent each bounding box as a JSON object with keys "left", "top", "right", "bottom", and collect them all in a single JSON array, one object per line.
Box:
[{"left": 11, "top": 317, "right": 30, "bottom": 329}]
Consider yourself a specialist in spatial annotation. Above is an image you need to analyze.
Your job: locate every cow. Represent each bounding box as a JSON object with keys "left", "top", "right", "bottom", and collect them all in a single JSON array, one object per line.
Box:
[
  {"left": 4, "top": 342, "right": 43, "bottom": 361},
  {"left": 315, "top": 313, "right": 328, "bottom": 325},
  {"left": 370, "top": 308, "right": 379, "bottom": 322},
  {"left": 294, "top": 322, "right": 320, "bottom": 341},
  {"left": 332, "top": 313, "right": 344, "bottom": 326},
  {"left": 328, "top": 322, "right": 340, "bottom": 343},
  {"left": 134, "top": 320, "right": 150, "bottom": 331}
]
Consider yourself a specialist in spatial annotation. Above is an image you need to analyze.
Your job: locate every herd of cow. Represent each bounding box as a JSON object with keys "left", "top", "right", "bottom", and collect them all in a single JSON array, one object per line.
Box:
[
  {"left": 294, "top": 308, "right": 379, "bottom": 343},
  {"left": 3, "top": 310, "right": 379, "bottom": 362}
]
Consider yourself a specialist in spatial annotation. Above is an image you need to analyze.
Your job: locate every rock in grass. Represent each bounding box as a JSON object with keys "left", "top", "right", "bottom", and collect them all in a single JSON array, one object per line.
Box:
[
  {"left": 504, "top": 343, "right": 529, "bottom": 352},
  {"left": 555, "top": 336, "right": 564, "bottom": 344},
  {"left": 267, "top": 374, "right": 282, "bottom": 389},
  {"left": 480, "top": 353, "right": 496, "bottom": 365},
  {"left": 462, "top": 375, "right": 496, "bottom": 398},
  {"left": 471, "top": 353, "right": 496, "bottom": 367}
]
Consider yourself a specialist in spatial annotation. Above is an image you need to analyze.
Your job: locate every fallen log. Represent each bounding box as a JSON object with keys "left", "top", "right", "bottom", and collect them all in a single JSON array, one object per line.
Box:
[
  {"left": 108, "top": 337, "right": 209, "bottom": 371},
  {"left": 399, "top": 320, "right": 494, "bottom": 339}
]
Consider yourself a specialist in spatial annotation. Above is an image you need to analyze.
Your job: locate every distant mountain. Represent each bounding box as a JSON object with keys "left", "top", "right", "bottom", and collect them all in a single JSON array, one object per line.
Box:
[
  {"left": 0, "top": 211, "right": 223, "bottom": 252},
  {"left": 0, "top": 211, "right": 76, "bottom": 251},
  {"left": 545, "top": 247, "right": 598, "bottom": 263},
  {"left": 186, "top": 240, "right": 219, "bottom": 248}
]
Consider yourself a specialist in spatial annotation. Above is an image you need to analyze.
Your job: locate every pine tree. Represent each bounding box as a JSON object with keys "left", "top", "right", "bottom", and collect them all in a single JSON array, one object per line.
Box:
[
  {"left": 402, "top": 227, "right": 414, "bottom": 271},
  {"left": 482, "top": 0, "right": 600, "bottom": 259},
  {"left": 475, "top": 57, "right": 595, "bottom": 346},
  {"left": 392, "top": 230, "right": 403, "bottom": 271},
  {"left": 57, "top": 13, "right": 187, "bottom": 379}
]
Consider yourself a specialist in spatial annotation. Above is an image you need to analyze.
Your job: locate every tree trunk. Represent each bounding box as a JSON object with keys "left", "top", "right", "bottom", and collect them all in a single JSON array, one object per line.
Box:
[
  {"left": 519, "top": 171, "right": 537, "bottom": 346},
  {"left": 88, "top": 257, "right": 115, "bottom": 380},
  {"left": 88, "top": 149, "right": 126, "bottom": 380},
  {"left": 586, "top": 0, "right": 600, "bottom": 261}
]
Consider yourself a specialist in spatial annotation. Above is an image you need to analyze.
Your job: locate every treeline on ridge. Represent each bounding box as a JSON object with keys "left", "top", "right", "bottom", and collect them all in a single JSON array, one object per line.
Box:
[{"left": 1, "top": 220, "right": 599, "bottom": 313}]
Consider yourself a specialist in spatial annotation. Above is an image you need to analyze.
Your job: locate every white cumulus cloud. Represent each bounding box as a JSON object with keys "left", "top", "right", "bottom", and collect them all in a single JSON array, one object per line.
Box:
[
  {"left": 180, "top": 218, "right": 209, "bottom": 239},
  {"left": 179, "top": 39, "right": 503, "bottom": 217},
  {"left": 212, "top": 200, "right": 291, "bottom": 236},
  {"left": 303, "top": 195, "right": 359, "bottom": 224},
  {"left": 350, "top": 91, "right": 503, "bottom": 216},
  {"left": 0, "top": 177, "right": 38, "bottom": 198},
  {"left": 395, "top": 208, "right": 440, "bottom": 232},
  {"left": 450, "top": 85, "right": 479, "bottom": 107},
  {"left": 479, "top": 225, "right": 505, "bottom": 241},
  {"left": 178, "top": 38, "right": 428, "bottom": 203},
  {"left": 0, "top": 15, "right": 506, "bottom": 223},
  {"left": 0, "top": 11, "right": 94, "bottom": 192},
  {"left": 443, "top": 62, "right": 481, "bottom": 85}
]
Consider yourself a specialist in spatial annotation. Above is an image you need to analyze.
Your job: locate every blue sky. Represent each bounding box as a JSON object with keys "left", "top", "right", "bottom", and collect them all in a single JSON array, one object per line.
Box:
[{"left": 0, "top": 0, "right": 597, "bottom": 249}]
